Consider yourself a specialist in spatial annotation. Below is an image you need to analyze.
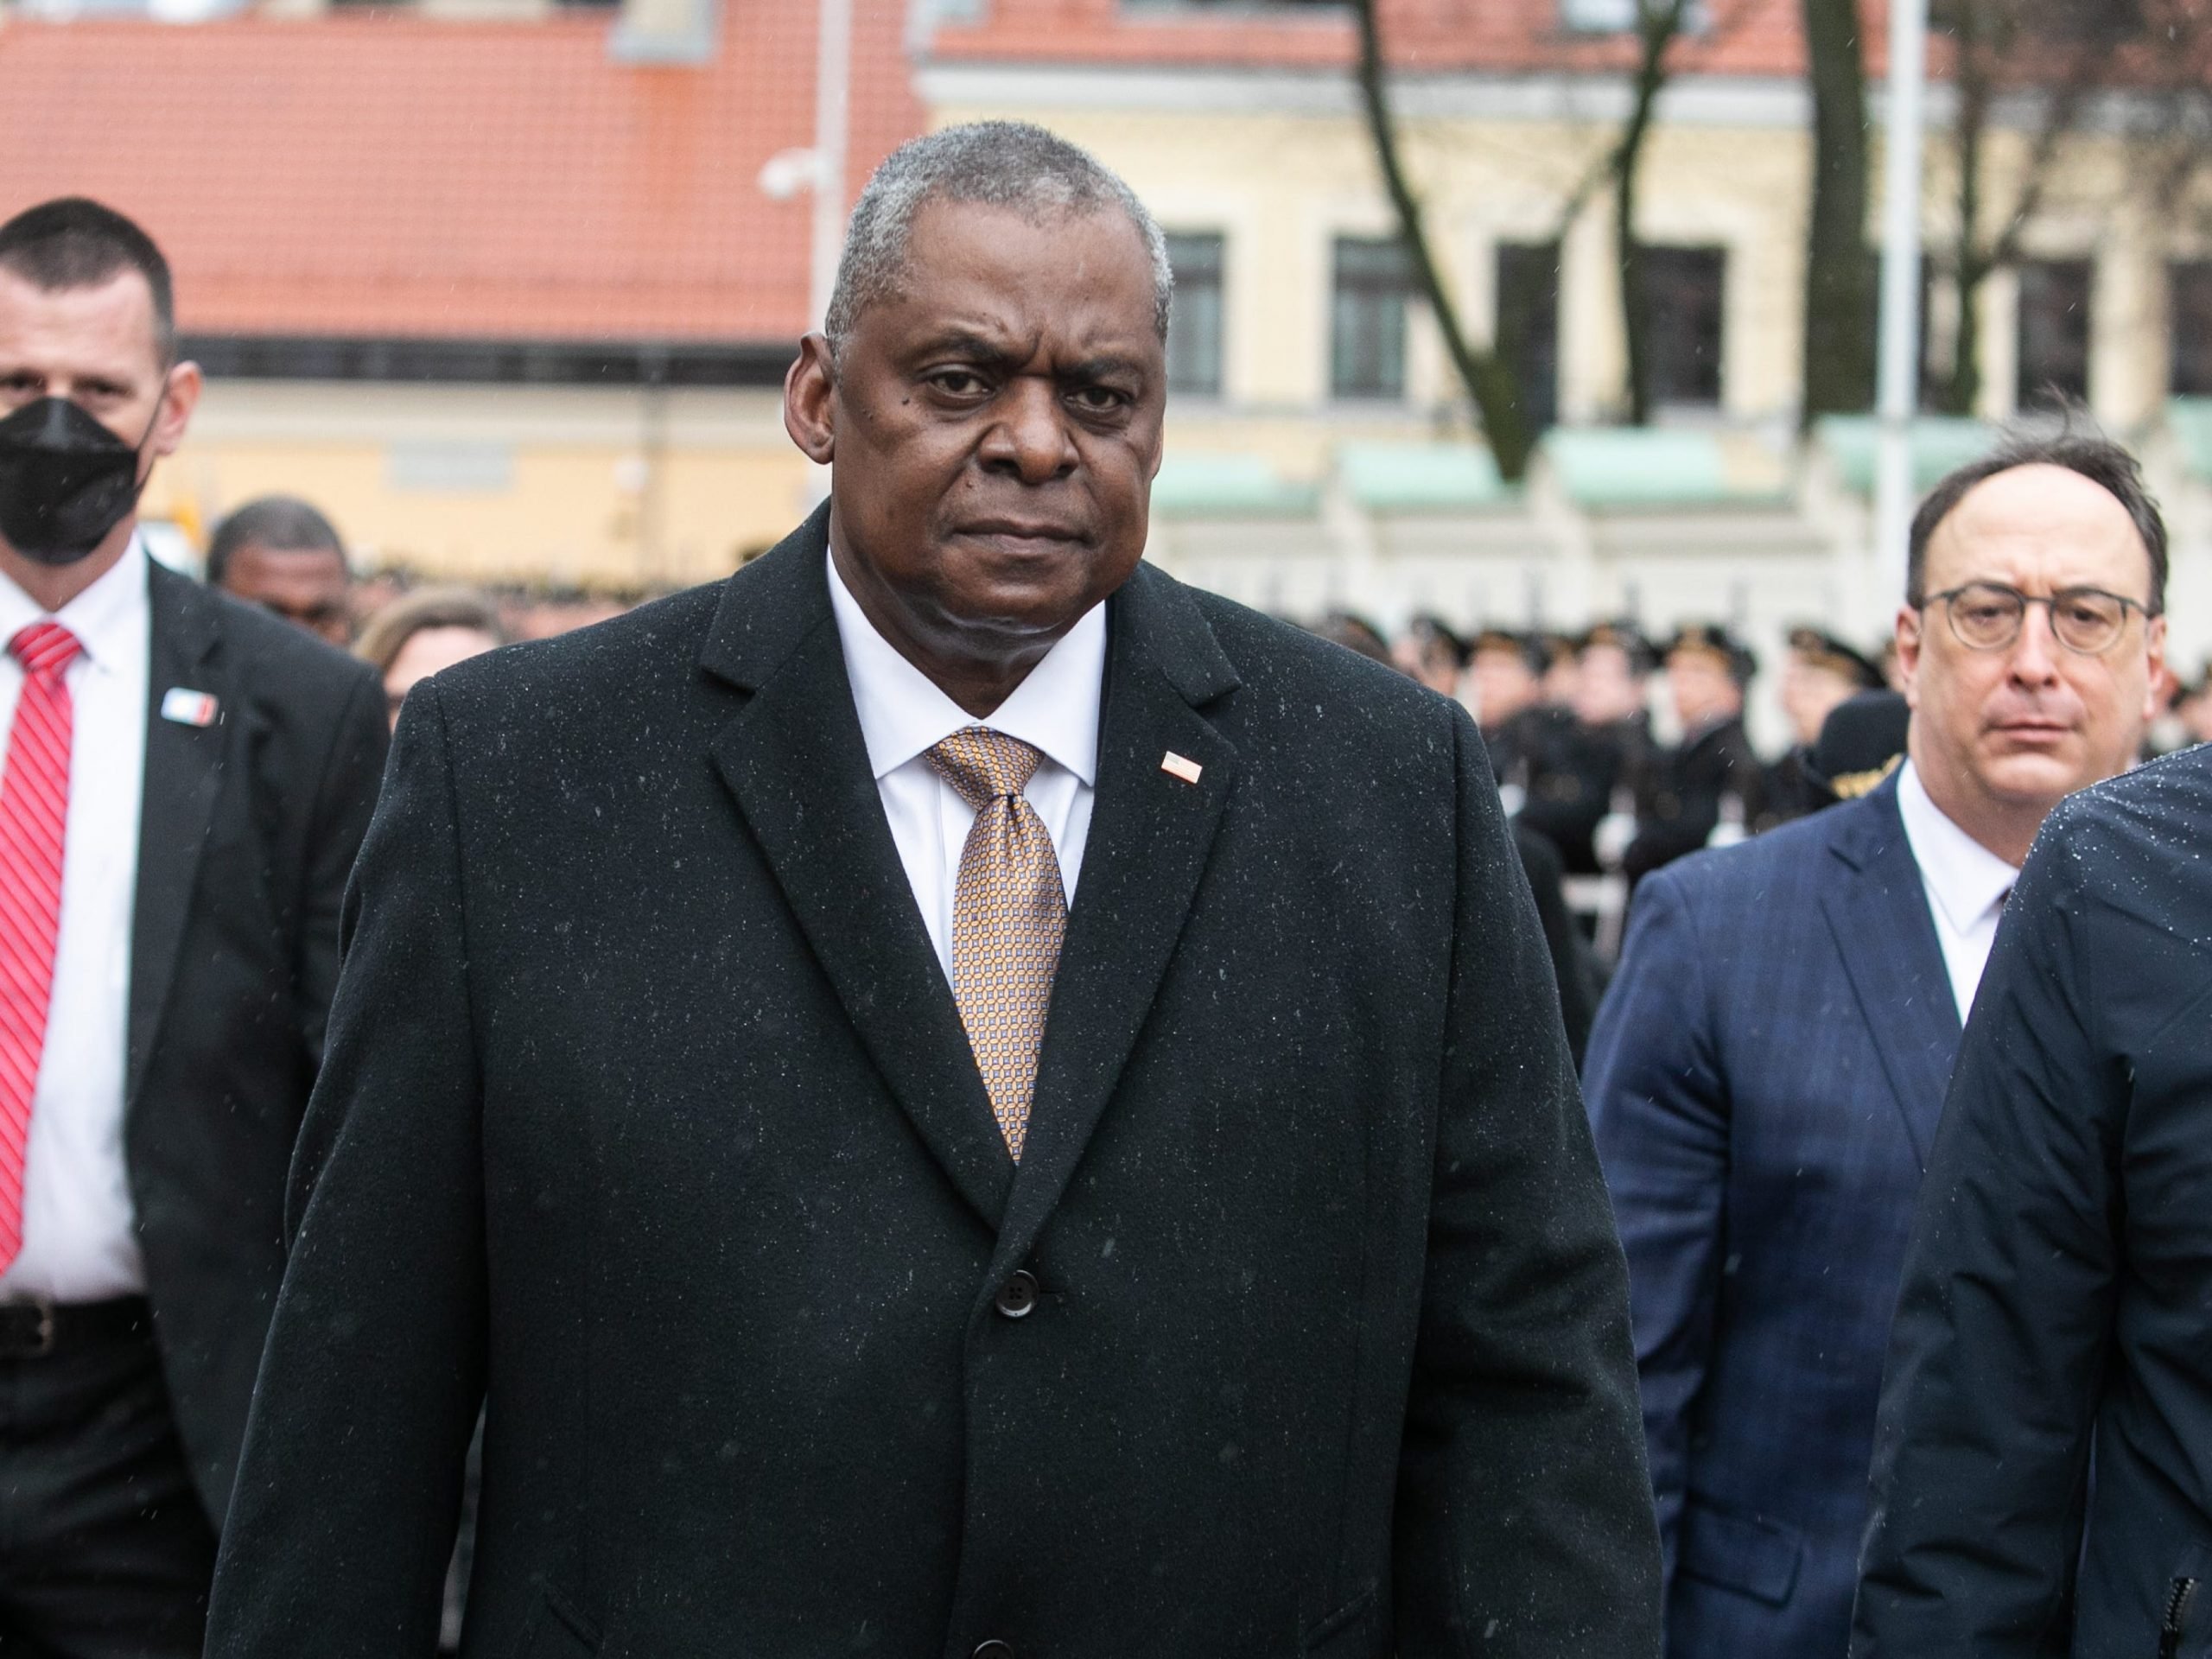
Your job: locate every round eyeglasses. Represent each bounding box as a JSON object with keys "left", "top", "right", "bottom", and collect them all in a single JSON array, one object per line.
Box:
[{"left": 1919, "top": 581, "right": 2152, "bottom": 656}]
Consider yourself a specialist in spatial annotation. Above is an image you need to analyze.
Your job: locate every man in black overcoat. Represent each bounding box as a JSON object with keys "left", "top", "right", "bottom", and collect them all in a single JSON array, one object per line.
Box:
[{"left": 205, "top": 123, "right": 1660, "bottom": 1659}]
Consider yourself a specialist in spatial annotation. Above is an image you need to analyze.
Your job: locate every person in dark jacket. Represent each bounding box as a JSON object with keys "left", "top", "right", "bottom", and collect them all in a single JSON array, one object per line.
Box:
[
  {"left": 0, "top": 199, "right": 387, "bottom": 1656},
  {"left": 1360, "top": 619, "right": 1601, "bottom": 1065},
  {"left": 1623, "top": 625, "right": 1766, "bottom": 880},
  {"left": 203, "top": 121, "right": 1660, "bottom": 1659},
  {"left": 1766, "top": 627, "right": 1885, "bottom": 822},
  {"left": 1466, "top": 626, "right": 1548, "bottom": 790},
  {"left": 1519, "top": 621, "right": 1655, "bottom": 876},
  {"left": 1592, "top": 429, "right": 2169, "bottom": 1659},
  {"left": 1853, "top": 753, "right": 2212, "bottom": 1653}
]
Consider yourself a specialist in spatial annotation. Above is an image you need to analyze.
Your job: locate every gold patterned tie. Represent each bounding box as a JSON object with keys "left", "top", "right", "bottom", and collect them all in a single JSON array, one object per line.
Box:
[{"left": 927, "top": 728, "right": 1067, "bottom": 1161}]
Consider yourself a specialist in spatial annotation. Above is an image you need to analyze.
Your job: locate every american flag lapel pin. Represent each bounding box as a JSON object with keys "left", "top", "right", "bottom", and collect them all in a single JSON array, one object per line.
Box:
[
  {"left": 160, "top": 687, "right": 219, "bottom": 728},
  {"left": 1160, "top": 751, "right": 1203, "bottom": 785}
]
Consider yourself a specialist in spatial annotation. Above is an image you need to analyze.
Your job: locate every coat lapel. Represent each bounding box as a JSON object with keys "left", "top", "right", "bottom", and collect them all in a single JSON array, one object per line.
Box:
[
  {"left": 1818, "top": 779, "right": 1962, "bottom": 1168},
  {"left": 701, "top": 515, "right": 1014, "bottom": 1231},
  {"left": 992, "top": 564, "right": 1242, "bottom": 1276},
  {"left": 126, "top": 563, "right": 228, "bottom": 1114}
]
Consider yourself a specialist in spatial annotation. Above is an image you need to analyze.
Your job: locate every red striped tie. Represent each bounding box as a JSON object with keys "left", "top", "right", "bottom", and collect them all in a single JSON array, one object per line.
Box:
[{"left": 0, "top": 621, "right": 81, "bottom": 1269}]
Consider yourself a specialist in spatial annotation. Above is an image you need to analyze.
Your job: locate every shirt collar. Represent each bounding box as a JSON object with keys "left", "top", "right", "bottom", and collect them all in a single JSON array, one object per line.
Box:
[
  {"left": 1897, "top": 757, "right": 2021, "bottom": 933},
  {"left": 0, "top": 537, "right": 149, "bottom": 677},
  {"left": 825, "top": 549, "right": 1105, "bottom": 787}
]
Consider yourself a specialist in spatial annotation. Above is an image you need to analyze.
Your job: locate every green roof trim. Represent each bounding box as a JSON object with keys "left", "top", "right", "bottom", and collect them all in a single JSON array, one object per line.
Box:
[
  {"left": 2167, "top": 398, "right": 2212, "bottom": 483},
  {"left": 1149, "top": 454, "right": 1319, "bottom": 519},
  {"left": 1541, "top": 428, "right": 1762, "bottom": 509},
  {"left": 1337, "top": 442, "right": 1514, "bottom": 511},
  {"left": 1815, "top": 414, "right": 1998, "bottom": 495}
]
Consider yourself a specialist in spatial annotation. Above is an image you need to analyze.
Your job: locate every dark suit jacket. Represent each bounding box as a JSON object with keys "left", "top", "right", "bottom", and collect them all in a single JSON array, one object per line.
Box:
[
  {"left": 130, "top": 561, "right": 388, "bottom": 1518},
  {"left": 1854, "top": 746, "right": 2212, "bottom": 1658},
  {"left": 1624, "top": 715, "right": 1769, "bottom": 880},
  {"left": 205, "top": 512, "right": 1660, "bottom": 1659},
  {"left": 1584, "top": 777, "right": 1959, "bottom": 1658}
]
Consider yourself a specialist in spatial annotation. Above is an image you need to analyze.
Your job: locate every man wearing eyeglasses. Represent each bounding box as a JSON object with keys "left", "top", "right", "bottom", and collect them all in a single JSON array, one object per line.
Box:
[{"left": 1583, "top": 429, "right": 2165, "bottom": 1658}]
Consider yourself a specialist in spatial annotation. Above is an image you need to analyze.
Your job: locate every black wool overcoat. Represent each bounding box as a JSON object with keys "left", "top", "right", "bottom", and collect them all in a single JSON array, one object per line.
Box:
[{"left": 205, "top": 511, "right": 1661, "bottom": 1659}]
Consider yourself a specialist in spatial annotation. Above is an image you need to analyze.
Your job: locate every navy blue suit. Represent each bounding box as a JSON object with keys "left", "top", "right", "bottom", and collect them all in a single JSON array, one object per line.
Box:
[{"left": 1585, "top": 777, "right": 1960, "bottom": 1657}]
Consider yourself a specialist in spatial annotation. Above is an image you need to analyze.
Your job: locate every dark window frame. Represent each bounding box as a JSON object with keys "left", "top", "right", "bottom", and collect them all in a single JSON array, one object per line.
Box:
[
  {"left": 1331, "top": 234, "right": 1414, "bottom": 403},
  {"left": 2171, "top": 260, "right": 2212, "bottom": 397},
  {"left": 1640, "top": 244, "right": 1727, "bottom": 410},
  {"left": 1495, "top": 240, "right": 1561, "bottom": 435},
  {"left": 2015, "top": 257, "right": 2094, "bottom": 410},
  {"left": 1164, "top": 231, "right": 1227, "bottom": 399},
  {"left": 177, "top": 335, "right": 793, "bottom": 387}
]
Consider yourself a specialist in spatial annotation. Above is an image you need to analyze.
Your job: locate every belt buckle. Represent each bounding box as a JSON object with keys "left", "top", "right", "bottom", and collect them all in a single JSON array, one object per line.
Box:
[{"left": 0, "top": 1298, "right": 55, "bottom": 1359}]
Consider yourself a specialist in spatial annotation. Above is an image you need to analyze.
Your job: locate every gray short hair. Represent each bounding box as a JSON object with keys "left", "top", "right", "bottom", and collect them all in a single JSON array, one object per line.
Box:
[{"left": 823, "top": 121, "right": 1173, "bottom": 357}]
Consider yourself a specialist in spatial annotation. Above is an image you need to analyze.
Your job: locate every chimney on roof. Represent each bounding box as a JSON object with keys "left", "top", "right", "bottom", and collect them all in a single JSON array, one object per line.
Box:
[{"left": 611, "top": 0, "right": 715, "bottom": 62}]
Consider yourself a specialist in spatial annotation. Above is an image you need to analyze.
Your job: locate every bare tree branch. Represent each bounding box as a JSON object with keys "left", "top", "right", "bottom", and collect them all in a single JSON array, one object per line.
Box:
[{"left": 1349, "top": 0, "right": 1535, "bottom": 478}]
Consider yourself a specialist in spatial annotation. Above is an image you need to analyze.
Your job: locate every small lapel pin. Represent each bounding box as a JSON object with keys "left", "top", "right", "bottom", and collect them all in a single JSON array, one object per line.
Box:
[
  {"left": 160, "top": 687, "right": 219, "bottom": 728},
  {"left": 1160, "top": 751, "right": 1203, "bottom": 785}
]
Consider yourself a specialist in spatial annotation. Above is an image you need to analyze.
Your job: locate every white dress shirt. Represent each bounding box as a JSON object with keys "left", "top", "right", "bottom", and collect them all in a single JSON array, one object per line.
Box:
[
  {"left": 1896, "top": 758, "right": 2021, "bottom": 1024},
  {"left": 825, "top": 551, "right": 1104, "bottom": 985},
  {"left": 0, "top": 541, "right": 149, "bottom": 1302}
]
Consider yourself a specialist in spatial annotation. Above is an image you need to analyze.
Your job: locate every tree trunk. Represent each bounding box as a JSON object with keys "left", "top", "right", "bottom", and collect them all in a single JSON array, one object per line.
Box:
[
  {"left": 1614, "top": 0, "right": 1690, "bottom": 425},
  {"left": 1799, "top": 0, "right": 1875, "bottom": 426},
  {"left": 1350, "top": 0, "right": 1535, "bottom": 479}
]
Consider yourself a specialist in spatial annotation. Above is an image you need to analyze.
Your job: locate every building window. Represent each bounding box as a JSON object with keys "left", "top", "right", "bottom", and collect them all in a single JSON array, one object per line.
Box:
[
  {"left": 1560, "top": 0, "right": 1707, "bottom": 33},
  {"left": 178, "top": 335, "right": 791, "bottom": 388},
  {"left": 1122, "top": 0, "right": 1340, "bottom": 10},
  {"left": 1641, "top": 245, "right": 1726, "bottom": 409},
  {"left": 1332, "top": 235, "right": 1414, "bottom": 401},
  {"left": 1165, "top": 232, "right": 1225, "bottom": 398},
  {"left": 1496, "top": 241, "right": 1561, "bottom": 435},
  {"left": 2017, "top": 257, "right": 2092, "bottom": 408},
  {"left": 2172, "top": 263, "right": 2212, "bottom": 397}
]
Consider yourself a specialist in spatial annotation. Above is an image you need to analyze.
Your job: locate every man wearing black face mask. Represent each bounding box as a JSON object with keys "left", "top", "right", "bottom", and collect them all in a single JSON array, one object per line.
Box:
[{"left": 0, "top": 197, "right": 387, "bottom": 1656}]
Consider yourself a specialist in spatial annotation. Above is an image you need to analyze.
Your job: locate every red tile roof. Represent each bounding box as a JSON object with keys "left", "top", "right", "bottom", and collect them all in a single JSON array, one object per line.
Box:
[
  {"left": 0, "top": 2, "right": 924, "bottom": 342},
  {"left": 929, "top": 0, "right": 1824, "bottom": 78}
]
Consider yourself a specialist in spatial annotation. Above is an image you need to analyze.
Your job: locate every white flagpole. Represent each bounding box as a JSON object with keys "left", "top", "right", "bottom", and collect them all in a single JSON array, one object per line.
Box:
[{"left": 1874, "top": 0, "right": 1931, "bottom": 609}]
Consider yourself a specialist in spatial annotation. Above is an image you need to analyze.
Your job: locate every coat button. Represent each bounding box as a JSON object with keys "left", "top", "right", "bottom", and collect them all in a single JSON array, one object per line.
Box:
[
  {"left": 994, "top": 1270, "right": 1039, "bottom": 1319},
  {"left": 973, "top": 1643, "right": 1014, "bottom": 1659}
]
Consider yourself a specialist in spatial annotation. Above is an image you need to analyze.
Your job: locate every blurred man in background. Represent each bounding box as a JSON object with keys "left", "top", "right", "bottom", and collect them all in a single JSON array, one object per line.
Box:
[
  {"left": 0, "top": 197, "right": 385, "bottom": 1655},
  {"left": 2172, "top": 662, "right": 2212, "bottom": 747},
  {"left": 1622, "top": 624, "right": 1765, "bottom": 879},
  {"left": 1521, "top": 620, "right": 1655, "bottom": 877},
  {"left": 1540, "top": 630, "right": 1581, "bottom": 709},
  {"left": 1780, "top": 626, "right": 1884, "bottom": 753},
  {"left": 1390, "top": 610, "right": 1464, "bottom": 699},
  {"left": 1769, "top": 626, "right": 1885, "bottom": 821},
  {"left": 205, "top": 494, "right": 353, "bottom": 647},
  {"left": 1465, "top": 625, "right": 1542, "bottom": 772},
  {"left": 355, "top": 585, "right": 506, "bottom": 731},
  {"left": 1588, "top": 431, "right": 2166, "bottom": 1659}
]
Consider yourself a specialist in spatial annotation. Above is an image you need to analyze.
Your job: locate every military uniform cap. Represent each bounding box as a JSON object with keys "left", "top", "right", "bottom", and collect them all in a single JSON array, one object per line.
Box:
[
  {"left": 1579, "top": 620, "right": 1656, "bottom": 674},
  {"left": 1471, "top": 627, "right": 1548, "bottom": 675},
  {"left": 1666, "top": 623, "right": 1757, "bottom": 685},
  {"left": 1785, "top": 626, "right": 1883, "bottom": 690}
]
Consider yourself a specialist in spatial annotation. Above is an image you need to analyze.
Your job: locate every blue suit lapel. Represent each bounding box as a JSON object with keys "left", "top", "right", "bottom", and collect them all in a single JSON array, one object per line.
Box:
[{"left": 1817, "top": 778, "right": 1961, "bottom": 1169}]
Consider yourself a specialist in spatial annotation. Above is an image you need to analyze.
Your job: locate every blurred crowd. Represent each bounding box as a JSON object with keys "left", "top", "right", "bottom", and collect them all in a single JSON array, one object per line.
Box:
[
  {"left": 1317, "top": 603, "right": 2212, "bottom": 951},
  {"left": 198, "top": 493, "right": 649, "bottom": 734}
]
